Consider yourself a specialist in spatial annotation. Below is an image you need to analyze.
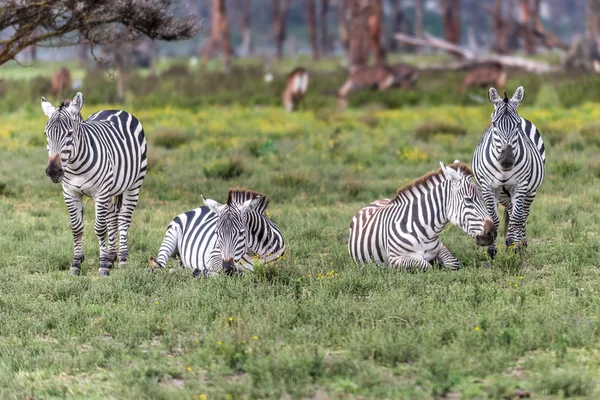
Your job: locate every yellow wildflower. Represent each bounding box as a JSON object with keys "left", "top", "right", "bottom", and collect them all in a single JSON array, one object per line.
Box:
[
  {"left": 475, "top": 326, "right": 480, "bottom": 331},
  {"left": 217, "top": 340, "right": 222, "bottom": 346},
  {"left": 187, "top": 366, "right": 192, "bottom": 372},
  {"left": 252, "top": 336, "right": 258, "bottom": 340},
  {"left": 155, "top": 301, "right": 159, "bottom": 305},
  {"left": 199, "top": 395, "right": 207, "bottom": 400}
]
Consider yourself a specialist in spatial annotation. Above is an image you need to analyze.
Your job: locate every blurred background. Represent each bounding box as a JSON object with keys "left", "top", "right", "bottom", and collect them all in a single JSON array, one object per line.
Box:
[{"left": 1, "top": 0, "right": 600, "bottom": 111}]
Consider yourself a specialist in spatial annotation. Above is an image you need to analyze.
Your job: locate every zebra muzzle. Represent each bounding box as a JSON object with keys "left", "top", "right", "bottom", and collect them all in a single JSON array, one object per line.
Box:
[
  {"left": 498, "top": 145, "right": 515, "bottom": 171},
  {"left": 475, "top": 220, "right": 497, "bottom": 246},
  {"left": 46, "top": 155, "right": 64, "bottom": 183}
]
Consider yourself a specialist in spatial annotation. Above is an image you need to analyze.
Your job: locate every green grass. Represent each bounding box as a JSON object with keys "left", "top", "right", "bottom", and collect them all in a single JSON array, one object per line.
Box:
[{"left": 3, "top": 67, "right": 600, "bottom": 398}]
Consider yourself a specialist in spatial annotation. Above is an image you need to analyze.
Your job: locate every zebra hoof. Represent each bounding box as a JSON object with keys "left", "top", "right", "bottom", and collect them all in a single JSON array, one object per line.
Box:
[
  {"left": 487, "top": 247, "right": 497, "bottom": 259},
  {"left": 69, "top": 267, "right": 81, "bottom": 276},
  {"left": 99, "top": 268, "right": 110, "bottom": 277},
  {"left": 192, "top": 269, "right": 202, "bottom": 278},
  {"left": 144, "top": 268, "right": 154, "bottom": 274}
]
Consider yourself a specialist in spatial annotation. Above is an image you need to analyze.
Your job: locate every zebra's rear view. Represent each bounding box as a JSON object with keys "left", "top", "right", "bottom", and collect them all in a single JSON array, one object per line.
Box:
[
  {"left": 348, "top": 162, "right": 496, "bottom": 271},
  {"left": 149, "top": 189, "right": 285, "bottom": 277},
  {"left": 472, "top": 87, "right": 545, "bottom": 257},
  {"left": 41, "top": 92, "right": 147, "bottom": 276}
]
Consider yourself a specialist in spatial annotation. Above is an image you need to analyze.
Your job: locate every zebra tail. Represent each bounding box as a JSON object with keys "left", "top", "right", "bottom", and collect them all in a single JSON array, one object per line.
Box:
[
  {"left": 115, "top": 194, "right": 123, "bottom": 212},
  {"left": 503, "top": 208, "right": 509, "bottom": 238}
]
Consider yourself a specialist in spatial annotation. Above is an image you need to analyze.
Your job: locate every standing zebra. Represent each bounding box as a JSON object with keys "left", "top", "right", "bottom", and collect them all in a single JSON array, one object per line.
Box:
[
  {"left": 149, "top": 189, "right": 285, "bottom": 277},
  {"left": 348, "top": 162, "right": 496, "bottom": 271},
  {"left": 41, "top": 92, "right": 147, "bottom": 276},
  {"left": 472, "top": 87, "right": 545, "bottom": 257}
]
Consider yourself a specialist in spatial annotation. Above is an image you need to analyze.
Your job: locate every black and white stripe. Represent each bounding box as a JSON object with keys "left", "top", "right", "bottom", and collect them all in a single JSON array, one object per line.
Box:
[
  {"left": 41, "top": 92, "right": 147, "bottom": 276},
  {"left": 149, "top": 189, "right": 285, "bottom": 277},
  {"left": 472, "top": 87, "right": 545, "bottom": 257},
  {"left": 348, "top": 162, "right": 495, "bottom": 271}
]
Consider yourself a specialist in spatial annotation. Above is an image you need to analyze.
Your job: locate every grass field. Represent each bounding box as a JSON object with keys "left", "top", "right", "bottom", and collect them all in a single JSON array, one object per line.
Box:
[{"left": 2, "top": 63, "right": 600, "bottom": 398}]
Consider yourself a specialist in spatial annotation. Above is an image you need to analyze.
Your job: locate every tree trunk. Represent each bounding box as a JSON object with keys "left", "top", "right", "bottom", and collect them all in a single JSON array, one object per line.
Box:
[
  {"left": 520, "top": 0, "right": 536, "bottom": 54},
  {"left": 202, "top": 0, "right": 232, "bottom": 71},
  {"left": 492, "top": 0, "right": 509, "bottom": 54},
  {"left": 115, "top": 51, "right": 126, "bottom": 103},
  {"left": 440, "top": 0, "right": 461, "bottom": 47},
  {"left": 345, "top": 0, "right": 371, "bottom": 72},
  {"left": 272, "top": 0, "right": 292, "bottom": 59},
  {"left": 239, "top": 0, "right": 252, "bottom": 56},
  {"left": 415, "top": 0, "right": 424, "bottom": 52},
  {"left": 319, "top": 0, "right": 329, "bottom": 54},
  {"left": 367, "top": 0, "right": 386, "bottom": 64},
  {"left": 307, "top": 0, "right": 319, "bottom": 59}
]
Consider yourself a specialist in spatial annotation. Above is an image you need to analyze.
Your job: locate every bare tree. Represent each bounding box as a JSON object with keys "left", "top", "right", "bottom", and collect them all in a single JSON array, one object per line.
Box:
[
  {"left": 272, "top": 0, "right": 292, "bottom": 59},
  {"left": 367, "top": 0, "right": 386, "bottom": 64},
  {"left": 440, "top": 0, "right": 461, "bottom": 48},
  {"left": 238, "top": 0, "right": 253, "bottom": 57},
  {"left": 491, "top": 0, "right": 509, "bottom": 53},
  {"left": 307, "top": 0, "right": 319, "bottom": 59},
  {"left": 202, "top": 0, "right": 233, "bottom": 71},
  {"left": 0, "top": 0, "right": 199, "bottom": 67},
  {"left": 320, "top": 0, "right": 330, "bottom": 54},
  {"left": 415, "top": 0, "right": 424, "bottom": 52}
]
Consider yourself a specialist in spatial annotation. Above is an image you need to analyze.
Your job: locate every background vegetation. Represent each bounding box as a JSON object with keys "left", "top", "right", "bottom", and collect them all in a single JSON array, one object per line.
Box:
[{"left": 1, "top": 58, "right": 600, "bottom": 398}]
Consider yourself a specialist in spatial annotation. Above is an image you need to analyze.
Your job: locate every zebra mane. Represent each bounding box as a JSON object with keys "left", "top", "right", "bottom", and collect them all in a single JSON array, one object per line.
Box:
[
  {"left": 226, "top": 189, "right": 270, "bottom": 214},
  {"left": 58, "top": 99, "right": 71, "bottom": 109},
  {"left": 393, "top": 162, "right": 473, "bottom": 199}
]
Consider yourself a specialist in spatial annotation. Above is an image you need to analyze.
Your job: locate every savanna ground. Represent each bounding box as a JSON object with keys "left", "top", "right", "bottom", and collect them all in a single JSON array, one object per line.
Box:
[{"left": 1, "top": 55, "right": 600, "bottom": 399}]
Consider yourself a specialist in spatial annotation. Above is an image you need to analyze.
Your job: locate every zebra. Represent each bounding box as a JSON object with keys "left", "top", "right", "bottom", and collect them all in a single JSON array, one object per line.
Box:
[
  {"left": 348, "top": 161, "right": 496, "bottom": 271},
  {"left": 472, "top": 87, "right": 545, "bottom": 258},
  {"left": 41, "top": 92, "right": 147, "bottom": 276},
  {"left": 149, "top": 189, "right": 285, "bottom": 277}
]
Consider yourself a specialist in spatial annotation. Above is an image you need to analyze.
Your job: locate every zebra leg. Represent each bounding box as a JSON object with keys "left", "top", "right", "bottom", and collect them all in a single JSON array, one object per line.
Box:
[
  {"left": 149, "top": 222, "right": 180, "bottom": 269},
  {"left": 435, "top": 244, "right": 461, "bottom": 270},
  {"left": 515, "top": 192, "right": 536, "bottom": 248},
  {"left": 117, "top": 186, "right": 142, "bottom": 267},
  {"left": 506, "top": 190, "right": 528, "bottom": 250},
  {"left": 63, "top": 187, "right": 84, "bottom": 275},
  {"left": 105, "top": 199, "right": 120, "bottom": 268},
  {"left": 389, "top": 254, "right": 430, "bottom": 272},
  {"left": 94, "top": 195, "right": 111, "bottom": 277},
  {"left": 481, "top": 188, "right": 500, "bottom": 259}
]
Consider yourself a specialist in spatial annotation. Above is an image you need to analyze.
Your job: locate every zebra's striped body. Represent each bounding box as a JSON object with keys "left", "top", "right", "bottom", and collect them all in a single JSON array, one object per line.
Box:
[
  {"left": 348, "top": 162, "right": 495, "bottom": 271},
  {"left": 149, "top": 189, "right": 285, "bottom": 276},
  {"left": 41, "top": 93, "right": 147, "bottom": 276},
  {"left": 472, "top": 87, "right": 545, "bottom": 256}
]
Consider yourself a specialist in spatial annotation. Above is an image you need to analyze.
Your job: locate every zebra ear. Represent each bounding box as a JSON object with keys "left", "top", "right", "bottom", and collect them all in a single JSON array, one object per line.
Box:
[
  {"left": 440, "top": 161, "right": 462, "bottom": 183},
  {"left": 41, "top": 97, "right": 56, "bottom": 117},
  {"left": 67, "top": 92, "right": 84, "bottom": 119},
  {"left": 203, "top": 195, "right": 224, "bottom": 215},
  {"left": 510, "top": 86, "right": 525, "bottom": 105},
  {"left": 240, "top": 196, "right": 261, "bottom": 213},
  {"left": 488, "top": 88, "right": 502, "bottom": 105}
]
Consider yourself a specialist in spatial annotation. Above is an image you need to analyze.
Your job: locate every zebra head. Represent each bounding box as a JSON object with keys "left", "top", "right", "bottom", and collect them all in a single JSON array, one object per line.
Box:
[
  {"left": 203, "top": 194, "right": 262, "bottom": 274},
  {"left": 488, "top": 86, "right": 525, "bottom": 172},
  {"left": 440, "top": 161, "right": 496, "bottom": 246},
  {"left": 41, "top": 92, "right": 84, "bottom": 183}
]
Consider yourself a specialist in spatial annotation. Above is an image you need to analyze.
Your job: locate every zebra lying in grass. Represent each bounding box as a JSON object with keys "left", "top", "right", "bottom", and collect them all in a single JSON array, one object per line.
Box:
[
  {"left": 472, "top": 87, "right": 545, "bottom": 257},
  {"left": 41, "top": 93, "right": 147, "bottom": 276},
  {"left": 149, "top": 189, "right": 285, "bottom": 276},
  {"left": 348, "top": 161, "right": 496, "bottom": 271}
]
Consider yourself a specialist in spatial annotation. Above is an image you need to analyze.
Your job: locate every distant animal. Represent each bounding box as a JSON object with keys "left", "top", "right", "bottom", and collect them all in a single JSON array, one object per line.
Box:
[
  {"left": 388, "top": 62, "right": 419, "bottom": 88},
  {"left": 472, "top": 87, "right": 545, "bottom": 258},
  {"left": 348, "top": 161, "right": 496, "bottom": 271},
  {"left": 282, "top": 67, "right": 309, "bottom": 111},
  {"left": 462, "top": 62, "right": 507, "bottom": 91},
  {"left": 41, "top": 92, "right": 147, "bottom": 276},
  {"left": 337, "top": 63, "right": 418, "bottom": 109},
  {"left": 51, "top": 67, "right": 72, "bottom": 99},
  {"left": 149, "top": 189, "right": 285, "bottom": 277},
  {"left": 337, "top": 65, "right": 396, "bottom": 109}
]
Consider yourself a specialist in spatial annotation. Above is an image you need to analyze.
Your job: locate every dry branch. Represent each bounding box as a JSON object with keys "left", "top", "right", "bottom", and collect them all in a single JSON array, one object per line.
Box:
[{"left": 394, "top": 33, "right": 561, "bottom": 73}]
